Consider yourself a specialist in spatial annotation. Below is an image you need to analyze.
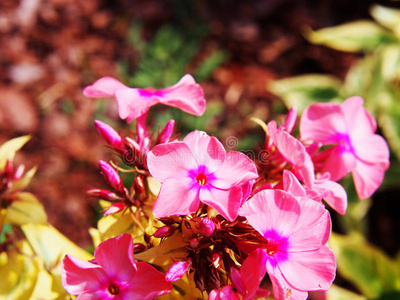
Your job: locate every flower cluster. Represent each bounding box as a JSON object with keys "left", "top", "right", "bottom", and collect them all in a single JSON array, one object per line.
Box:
[{"left": 61, "top": 75, "right": 390, "bottom": 299}]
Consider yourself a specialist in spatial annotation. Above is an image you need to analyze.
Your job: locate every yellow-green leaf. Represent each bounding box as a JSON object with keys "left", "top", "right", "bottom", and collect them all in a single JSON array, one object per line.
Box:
[
  {"left": 305, "top": 20, "right": 396, "bottom": 52},
  {"left": 268, "top": 74, "right": 343, "bottom": 113},
  {"left": 329, "top": 232, "right": 400, "bottom": 298},
  {"left": 6, "top": 192, "right": 47, "bottom": 225},
  {"left": 370, "top": 5, "right": 400, "bottom": 38},
  {"left": 326, "top": 284, "right": 366, "bottom": 300},
  {"left": 21, "top": 224, "right": 92, "bottom": 270},
  {"left": 135, "top": 234, "right": 186, "bottom": 267},
  {"left": 0, "top": 135, "right": 30, "bottom": 169},
  {"left": 8, "top": 167, "right": 37, "bottom": 193}
]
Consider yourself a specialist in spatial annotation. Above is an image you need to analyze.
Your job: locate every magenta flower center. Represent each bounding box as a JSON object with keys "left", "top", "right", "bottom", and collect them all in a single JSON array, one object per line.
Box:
[
  {"left": 196, "top": 173, "right": 208, "bottom": 185},
  {"left": 266, "top": 242, "right": 279, "bottom": 256},
  {"left": 108, "top": 284, "right": 119, "bottom": 295}
]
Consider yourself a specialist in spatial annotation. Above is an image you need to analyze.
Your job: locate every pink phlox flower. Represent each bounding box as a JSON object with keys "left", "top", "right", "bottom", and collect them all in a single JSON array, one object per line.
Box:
[
  {"left": 278, "top": 106, "right": 297, "bottom": 134},
  {"left": 61, "top": 234, "right": 172, "bottom": 300},
  {"left": 83, "top": 74, "right": 206, "bottom": 122},
  {"left": 239, "top": 189, "right": 336, "bottom": 300},
  {"left": 300, "top": 96, "right": 390, "bottom": 199},
  {"left": 282, "top": 170, "right": 347, "bottom": 215},
  {"left": 147, "top": 130, "right": 259, "bottom": 221},
  {"left": 267, "top": 120, "right": 314, "bottom": 187}
]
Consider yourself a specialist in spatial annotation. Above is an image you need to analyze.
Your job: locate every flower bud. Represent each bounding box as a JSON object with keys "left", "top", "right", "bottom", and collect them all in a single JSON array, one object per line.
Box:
[
  {"left": 153, "top": 226, "right": 174, "bottom": 238},
  {"left": 157, "top": 119, "right": 175, "bottom": 144},
  {"left": 199, "top": 218, "right": 215, "bottom": 237},
  {"left": 284, "top": 106, "right": 297, "bottom": 133},
  {"left": 189, "top": 238, "right": 200, "bottom": 249},
  {"left": 86, "top": 189, "right": 119, "bottom": 201},
  {"left": 98, "top": 160, "right": 124, "bottom": 193},
  {"left": 133, "top": 176, "right": 145, "bottom": 194},
  {"left": 165, "top": 260, "right": 191, "bottom": 282},
  {"left": 211, "top": 252, "right": 221, "bottom": 269},
  {"left": 103, "top": 202, "right": 125, "bottom": 215},
  {"left": 94, "top": 120, "right": 123, "bottom": 149},
  {"left": 133, "top": 243, "right": 146, "bottom": 254}
]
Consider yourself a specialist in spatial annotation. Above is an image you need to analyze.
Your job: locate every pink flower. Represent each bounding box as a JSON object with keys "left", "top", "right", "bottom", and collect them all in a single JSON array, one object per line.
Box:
[
  {"left": 267, "top": 120, "right": 315, "bottom": 187},
  {"left": 147, "top": 130, "right": 258, "bottom": 221},
  {"left": 83, "top": 74, "right": 206, "bottom": 122},
  {"left": 239, "top": 189, "right": 336, "bottom": 300},
  {"left": 61, "top": 234, "right": 172, "bottom": 300},
  {"left": 300, "top": 96, "right": 390, "bottom": 199},
  {"left": 282, "top": 170, "right": 347, "bottom": 215}
]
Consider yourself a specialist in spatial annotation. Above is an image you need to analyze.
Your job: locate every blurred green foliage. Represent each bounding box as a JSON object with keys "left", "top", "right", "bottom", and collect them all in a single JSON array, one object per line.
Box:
[{"left": 268, "top": 5, "right": 400, "bottom": 299}]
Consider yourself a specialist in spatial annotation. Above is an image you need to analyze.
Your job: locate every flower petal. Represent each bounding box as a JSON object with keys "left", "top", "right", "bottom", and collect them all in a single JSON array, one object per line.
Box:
[
  {"left": 77, "top": 291, "right": 115, "bottom": 300},
  {"left": 114, "top": 88, "right": 159, "bottom": 122},
  {"left": 199, "top": 185, "right": 242, "bottom": 222},
  {"left": 122, "top": 262, "right": 172, "bottom": 300},
  {"left": 354, "top": 134, "right": 389, "bottom": 167},
  {"left": 147, "top": 142, "right": 197, "bottom": 182},
  {"left": 153, "top": 177, "right": 200, "bottom": 218},
  {"left": 312, "top": 178, "right": 347, "bottom": 215},
  {"left": 83, "top": 77, "right": 127, "bottom": 98},
  {"left": 61, "top": 255, "right": 108, "bottom": 295},
  {"left": 241, "top": 249, "right": 268, "bottom": 300},
  {"left": 352, "top": 160, "right": 387, "bottom": 199},
  {"left": 94, "top": 234, "right": 136, "bottom": 282},
  {"left": 300, "top": 102, "right": 347, "bottom": 144},
  {"left": 277, "top": 245, "right": 336, "bottom": 291},
  {"left": 212, "top": 151, "right": 258, "bottom": 189},
  {"left": 240, "top": 190, "right": 300, "bottom": 238},
  {"left": 322, "top": 145, "right": 356, "bottom": 181},
  {"left": 288, "top": 201, "right": 331, "bottom": 252},
  {"left": 282, "top": 170, "right": 306, "bottom": 198},
  {"left": 267, "top": 261, "right": 308, "bottom": 300},
  {"left": 342, "top": 96, "right": 376, "bottom": 140},
  {"left": 183, "top": 131, "right": 226, "bottom": 172},
  {"left": 158, "top": 74, "right": 206, "bottom": 116}
]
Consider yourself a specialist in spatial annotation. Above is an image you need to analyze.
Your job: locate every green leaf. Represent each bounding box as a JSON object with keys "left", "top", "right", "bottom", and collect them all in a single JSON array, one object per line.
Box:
[
  {"left": 6, "top": 192, "right": 47, "bottom": 225},
  {"left": 306, "top": 20, "right": 397, "bottom": 52},
  {"left": 268, "top": 74, "right": 343, "bottom": 113},
  {"left": 329, "top": 232, "right": 400, "bottom": 298}
]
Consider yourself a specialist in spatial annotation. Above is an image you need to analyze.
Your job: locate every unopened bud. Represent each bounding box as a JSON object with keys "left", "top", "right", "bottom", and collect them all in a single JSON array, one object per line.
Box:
[
  {"left": 199, "top": 218, "right": 215, "bottom": 237},
  {"left": 133, "top": 176, "right": 145, "bottom": 194},
  {"left": 284, "top": 106, "right": 297, "bottom": 133},
  {"left": 103, "top": 202, "right": 125, "bottom": 215},
  {"left": 157, "top": 119, "right": 175, "bottom": 144},
  {"left": 86, "top": 189, "right": 119, "bottom": 201},
  {"left": 94, "top": 120, "right": 123, "bottom": 149},
  {"left": 189, "top": 238, "right": 200, "bottom": 249},
  {"left": 98, "top": 160, "right": 124, "bottom": 193},
  {"left": 153, "top": 226, "right": 174, "bottom": 238},
  {"left": 165, "top": 260, "right": 191, "bottom": 282},
  {"left": 133, "top": 243, "right": 146, "bottom": 254},
  {"left": 211, "top": 253, "right": 221, "bottom": 269}
]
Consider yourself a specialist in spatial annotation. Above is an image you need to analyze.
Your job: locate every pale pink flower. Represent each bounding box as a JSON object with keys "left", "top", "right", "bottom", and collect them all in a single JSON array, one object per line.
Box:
[
  {"left": 147, "top": 130, "right": 258, "bottom": 221},
  {"left": 61, "top": 234, "right": 172, "bottom": 300},
  {"left": 83, "top": 74, "right": 206, "bottom": 122},
  {"left": 239, "top": 189, "right": 336, "bottom": 300},
  {"left": 300, "top": 96, "right": 390, "bottom": 199}
]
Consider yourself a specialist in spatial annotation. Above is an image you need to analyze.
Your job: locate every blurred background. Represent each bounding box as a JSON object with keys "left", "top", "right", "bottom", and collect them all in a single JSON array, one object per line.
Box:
[{"left": 1, "top": 0, "right": 399, "bottom": 289}]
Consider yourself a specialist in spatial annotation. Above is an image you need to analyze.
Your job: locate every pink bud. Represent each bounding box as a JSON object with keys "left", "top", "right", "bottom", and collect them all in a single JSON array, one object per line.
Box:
[
  {"left": 86, "top": 189, "right": 119, "bottom": 201},
  {"left": 103, "top": 202, "right": 125, "bottom": 215},
  {"left": 229, "top": 267, "right": 246, "bottom": 296},
  {"left": 199, "top": 218, "right": 215, "bottom": 237},
  {"left": 284, "top": 106, "right": 297, "bottom": 133},
  {"left": 165, "top": 260, "right": 191, "bottom": 282},
  {"left": 157, "top": 120, "right": 175, "bottom": 144},
  {"left": 153, "top": 226, "right": 174, "bottom": 238},
  {"left": 94, "top": 120, "right": 123, "bottom": 149},
  {"left": 189, "top": 238, "right": 200, "bottom": 249},
  {"left": 211, "top": 253, "right": 221, "bottom": 269},
  {"left": 98, "top": 160, "right": 124, "bottom": 193}
]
